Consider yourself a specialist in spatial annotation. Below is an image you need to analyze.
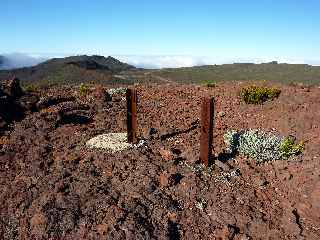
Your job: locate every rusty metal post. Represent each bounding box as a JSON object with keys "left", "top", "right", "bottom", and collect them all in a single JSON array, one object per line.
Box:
[
  {"left": 126, "top": 88, "right": 138, "bottom": 143},
  {"left": 199, "top": 97, "right": 214, "bottom": 166}
]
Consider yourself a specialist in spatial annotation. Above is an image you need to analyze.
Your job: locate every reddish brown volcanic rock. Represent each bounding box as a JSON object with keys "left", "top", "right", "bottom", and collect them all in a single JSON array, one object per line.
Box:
[
  {"left": 0, "top": 77, "right": 39, "bottom": 131},
  {"left": 0, "top": 81, "right": 319, "bottom": 239}
]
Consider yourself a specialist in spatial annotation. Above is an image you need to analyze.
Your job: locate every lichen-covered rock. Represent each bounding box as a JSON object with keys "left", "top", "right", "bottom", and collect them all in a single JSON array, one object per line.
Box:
[
  {"left": 36, "top": 95, "right": 76, "bottom": 110},
  {"left": 86, "top": 133, "right": 132, "bottom": 152}
]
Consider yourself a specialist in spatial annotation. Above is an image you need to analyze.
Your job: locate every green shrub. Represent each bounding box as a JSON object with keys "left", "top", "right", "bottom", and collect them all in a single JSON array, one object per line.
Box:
[
  {"left": 240, "top": 86, "right": 281, "bottom": 104},
  {"left": 201, "top": 80, "right": 216, "bottom": 87},
  {"left": 279, "top": 137, "right": 304, "bottom": 159},
  {"left": 24, "top": 84, "right": 38, "bottom": 92},
  {"left": 224, "top": 129, "right": 304, "bottom": 163},
  {"left": 79, "top": 84, "right": 90, "bottom": 95}
]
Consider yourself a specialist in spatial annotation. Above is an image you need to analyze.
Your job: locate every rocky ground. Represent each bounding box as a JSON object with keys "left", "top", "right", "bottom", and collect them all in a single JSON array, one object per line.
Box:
[{"left": 0, "top": 79, "right": 319, "bottom": 239}]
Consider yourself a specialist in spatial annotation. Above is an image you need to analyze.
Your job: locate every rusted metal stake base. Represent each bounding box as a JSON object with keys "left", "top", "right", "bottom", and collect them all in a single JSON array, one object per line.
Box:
[
  {"left": 199, "top": 97, "right": 214, "bottom": 166},
  {"left": 126, "top": 88, "right": 138, "bottom": 143}
]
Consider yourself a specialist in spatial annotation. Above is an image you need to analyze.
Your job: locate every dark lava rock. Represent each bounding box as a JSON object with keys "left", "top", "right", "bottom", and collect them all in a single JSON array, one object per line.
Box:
[
  {"left": 0, "top": 77, "right": 23, "bottom": 98},
  {"left": 55, "top": 101, "right": 90, "bottom": 113},
  {"left": 0, "top": 77, "right": 41, "bottom": 131},
  {"left": 36, "top": 95, "right": 76, "bottom": 110},
  {"left": 57, "top": 110, "right": 91, "bottom": 125},
  {"left": 0, "top": 116, "right": 6, "bottom": 128},
  {"left": 67, "top": 60, "right": 111, "bottom": 70},
  {"left": 39, "top": 101, "right": 92, "bottom": 126},
  {"left": 18, "top": 94, "right": 39, "bottom": 112},
  {"left": 0, "top": 78, "right": 27, "bottom": 129}
]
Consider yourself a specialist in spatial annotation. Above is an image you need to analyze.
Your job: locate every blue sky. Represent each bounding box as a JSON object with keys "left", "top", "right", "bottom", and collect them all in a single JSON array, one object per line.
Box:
[{"left": 1, "top": 0, "right": 320, "bottom": 67}]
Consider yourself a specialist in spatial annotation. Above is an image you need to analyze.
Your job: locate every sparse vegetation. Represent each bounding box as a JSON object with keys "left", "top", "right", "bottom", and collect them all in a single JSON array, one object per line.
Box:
[
  {"left": 153, "top": 63, "right": 320, "bottom": 85},
  {"left": 201, "top": 80, "right": 216, "bottom": 87},
  {"left": 280, "top": 137, "right": 305, "bottom": 159},
  {"left": 240, "top": 85, "right": 281, "bottom": 104},
  {"left": 238, "top": 129, "right": 283, "bottom": 162},
  {"left": 23, "top": 84, "right": 38, "bottom": 92},
  {"left": 107, "top": 87, "right": 127, "bottom": 96},
  {"left": 224, "top": 129, "right": 304, "bottom": 163},
  {"left": 79, "top": 83, "right": 90, "bottom": 95},
  {"left": 224, "top": 129, "right": 240, "bottom": 153},
  {"left": 195, "top": 198, "right": 207, "bottom": 211}
]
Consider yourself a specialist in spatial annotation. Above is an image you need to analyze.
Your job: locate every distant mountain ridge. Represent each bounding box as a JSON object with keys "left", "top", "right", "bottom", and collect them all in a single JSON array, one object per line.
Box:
[
  {"left": 41, "top": 55, "right": 135, "bottom": 73},
  {"left": 0, "top": 55, "right": 136, "bottom": 86}
]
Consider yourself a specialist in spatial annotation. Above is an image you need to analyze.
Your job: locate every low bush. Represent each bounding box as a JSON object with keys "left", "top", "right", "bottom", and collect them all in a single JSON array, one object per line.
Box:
[
  {"left": 79, "top": 84, "right": 90, "bottom": 95},
  {"left": 224, "top": 129, "right": 304, "bottom": 163},
  {"left": 24, "top": 84, "right": 38, "bottom": 92},
  {"left": 279, "top": 137, "right": 304, "bottom": 159},
  {"left": 240, "top": 85, "right": 281, "bottom": 104},
  {"left": 201, "top": 80, "right": 216, "bottom": 87}
]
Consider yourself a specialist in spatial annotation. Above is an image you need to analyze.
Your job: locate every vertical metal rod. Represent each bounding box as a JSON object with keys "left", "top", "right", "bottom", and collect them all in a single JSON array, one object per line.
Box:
[
  {"left": 126, "top": 88, "right": 138, "bottom": 143},
  {"left": 199, "top": 97, "right": 214, "bottom": 166}
]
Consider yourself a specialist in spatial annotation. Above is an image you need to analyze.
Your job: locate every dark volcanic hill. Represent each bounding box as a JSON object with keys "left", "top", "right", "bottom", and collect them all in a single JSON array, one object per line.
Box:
[
  {"left": 44, "top": 55, "right": 135, "bottom": 73},
  {"left": 0, "top": 55, "right": 136, "bottom": 86}
]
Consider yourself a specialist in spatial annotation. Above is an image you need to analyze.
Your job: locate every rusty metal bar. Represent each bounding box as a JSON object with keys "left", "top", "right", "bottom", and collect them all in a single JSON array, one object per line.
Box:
[
  {"left": 126, "top": 88, "right": 138, "bottom": 143},
  {"left": 199, "top": 97, "right": 214, "bottom": 166}
]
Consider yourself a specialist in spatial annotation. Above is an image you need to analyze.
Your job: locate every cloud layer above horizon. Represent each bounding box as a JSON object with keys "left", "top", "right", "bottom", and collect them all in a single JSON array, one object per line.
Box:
[
  {"left": 1, "top": 53, "right": 319, "bottom": 70},
  {"left": 0, "top": 53, "right": 47, "bottom": 70}
]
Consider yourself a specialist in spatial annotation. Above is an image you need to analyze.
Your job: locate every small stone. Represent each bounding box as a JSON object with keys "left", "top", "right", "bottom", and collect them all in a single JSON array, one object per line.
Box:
[
  {"left": 167, "top": 212, "right": 178, "bottom": 222},
  {"left": 93, "top": 86, "right": 112, "bottom": 102},
  {"left": 30, "top": 212, "right": 47, "bottom": 236},
  {"left": 159, "top": 148, "right": 174, "bottom": 161},
  {"left": 149, "top": 127, "right": 158, "bottom": 135},
  {"left": 215, "top": 160, "right": 231, "bottom": 171},
  {"left": 218, "top": 111, "right": 226, "bottom": 117},
  {"left": 213, "top": 226, "right": 229, "bottom": 239},
  {"left": 96, "top": 223, "right": 108, "bottom": 236},
  {"left": 142, "top": 127, "right": 159, "bottom": 140},
  {"left": 159, "top": 173, "right": 169, "bottom": 187}
]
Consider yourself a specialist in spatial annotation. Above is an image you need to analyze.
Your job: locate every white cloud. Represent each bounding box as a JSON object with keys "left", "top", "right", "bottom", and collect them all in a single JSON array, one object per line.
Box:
[
  {"left": 0, "top": 53, "right": 49, "bottom": 70},
  {"left": 115, "top": 55, "right": 220, "bottom": 68},
  {"left": 116, "top": 55, "right": 320, "bottom": 68},
  {"left": 1, "top": 53, "right": 320, "bottom": 70}
]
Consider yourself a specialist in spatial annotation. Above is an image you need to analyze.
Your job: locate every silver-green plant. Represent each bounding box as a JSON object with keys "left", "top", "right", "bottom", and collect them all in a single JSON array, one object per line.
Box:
[
  {"left": 224, "top": 129, "right": 303, "bottom": 163},
  {"left": 223, "top": 129, "right": 240, "bottom": 153},
  {"left": 107, "top": 87, "right": 127, "bottom": 96},
  {"left": 238, "top": 129, "right": 283, "bottom": 163}
]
